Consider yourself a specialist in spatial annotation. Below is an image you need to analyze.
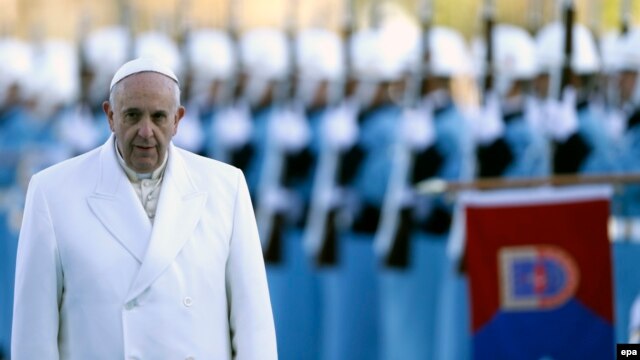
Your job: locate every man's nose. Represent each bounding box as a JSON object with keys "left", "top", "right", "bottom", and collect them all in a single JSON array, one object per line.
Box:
[{"left": 137, "top": 117, "right": 154, "bottom": 138}]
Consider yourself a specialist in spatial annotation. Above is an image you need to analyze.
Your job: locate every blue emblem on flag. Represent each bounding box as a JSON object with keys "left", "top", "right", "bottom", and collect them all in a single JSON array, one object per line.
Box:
[{"left": 499, "top": 245, "right": 579, "bottom": 311}]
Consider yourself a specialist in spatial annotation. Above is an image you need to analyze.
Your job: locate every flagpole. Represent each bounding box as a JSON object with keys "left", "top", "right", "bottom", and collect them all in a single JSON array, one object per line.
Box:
[{"left": 416, "top": 172, "right": 640, "bottom": 194}]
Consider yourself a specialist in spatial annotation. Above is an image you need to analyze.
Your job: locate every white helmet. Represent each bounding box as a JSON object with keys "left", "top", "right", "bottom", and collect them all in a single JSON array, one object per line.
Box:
[
  {"left": 84, "top": 26, "right": 131, "bottom": 80},
  {"left": 28, "top": 39, "right": 80, "bottom": 109},
  {"left": 135, "top": 31, "right": 183, "bottom": 79},
  {"left": 240, "top": 28, "right": 289, "bottom": 81},
  {"left": 0, "top": 38, "right": 34, "bottom": 103},
  {"left": 351, "top": 19, "right": 419, "bottom": 82},
  {"left": 617, "top": 27, "right": 640, "bottom": 72},
  {"left": 296, "top": 28, "right": 344, "bottom": 81},
  {"left": 599, "top": 31, "right": 624, "bottom": 74},
  {"left": 83, "top": 26, "right": 132, "bottom": 102},
  {"left": 535, "top": 22, "right": 601, "bottom": 75},
  {"left": 474, "top": 24, "right": 538, "bottom": 80},
  {"left": 428, "top": 26, "right": 473, "bottom": 77},
  {"left": 473, "top": 24, "right": 538, "bottom": 96},
  {"left": 186, "top": 29, "right": 236, "bottom": 81}
]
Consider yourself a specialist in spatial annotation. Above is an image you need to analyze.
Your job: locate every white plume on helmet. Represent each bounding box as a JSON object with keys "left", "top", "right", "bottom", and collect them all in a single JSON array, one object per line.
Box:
[
  {"left": 83, "top": 26, "right": 132, "bottom": 102},
  {"left": 23, "top": 39, "right": 80, "bottom": 113},
  {"left": 186, "top": 29, "right": 236, "bottom": 81},
  {"left": 0, "top": 38, "right": 34, "bottom": 104},
  {"left": 351, "top": 19, "right": 419, "bottom": 82},
  {"left": 617, "top": 27, "right": 640, "bottom": 72},
  {"left": 84, "top": 26, "right": 131, "bottom": 80},
  {"left": 296, "top": 28, "right": 344, "bottom": 82},
  {"left": 600, "top": 31, "right": 625, "bottom": 74},
  {"left": 427, "top": 26, "right": 473, "bottom": 77},
  {"left": 239, "top": 28, "right": 289, "bottom": 106},
  {"left": 534, "top": 22, "right": 601, "bottom": 75},
  {"left": 473, "top": 24, "right": 538, "bottom": 96},
  {"left": 240, "top": 28, "right": 289, "bottom": 81},
  {"left": 135, "top": 31, "right": 183, "bottom": 80}
]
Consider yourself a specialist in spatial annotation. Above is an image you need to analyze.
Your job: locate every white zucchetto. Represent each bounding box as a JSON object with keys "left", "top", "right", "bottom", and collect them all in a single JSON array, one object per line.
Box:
[{"left": 110, "top": 57, "right": 179, "bottom": 91}]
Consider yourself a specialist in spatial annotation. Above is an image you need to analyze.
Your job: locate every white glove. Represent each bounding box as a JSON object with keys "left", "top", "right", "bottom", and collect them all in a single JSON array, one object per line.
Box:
[
  {"left": 321, "top": 102, "right": 359, "bottom": 150},
  {"left": 269, "top": 108, "right": 310, "bottom": 152},
  {"left": 474, "top": 92, "right": 505, "bottom": 145},
  {"left": 400, "top": 104, "right": 435, "bottom": 151},
  {"left": 547, "top": 87, "right": 579, "bottom": 141},
  {"left": 213, "top": 104, "right": 253, "bottom": 149}
]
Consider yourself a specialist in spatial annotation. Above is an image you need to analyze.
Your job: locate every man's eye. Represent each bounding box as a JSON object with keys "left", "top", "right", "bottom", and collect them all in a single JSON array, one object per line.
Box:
[
  {"left": 152, "top": 114, "right": 167, "bottom": 123},
  {"left": 124, "top": 113, "right": 140, "bottom": 121}
]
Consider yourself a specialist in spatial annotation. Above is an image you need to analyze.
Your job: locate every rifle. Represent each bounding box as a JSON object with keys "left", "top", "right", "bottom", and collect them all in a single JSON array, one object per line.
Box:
[
  {"left": 483, "top": 0, "right": 495, "bottom": 98},
  {"left": 552, "top": 0, "right": 592, "bottom": 175},
  {"left": 305, "top": 0, "right": 358, "bottom": 266},
  {"left": 474, "top": 0, "right": 516, "bottom": 179},
  {"left": 559, "top": 0, "right": 575, "bottom": 102}
]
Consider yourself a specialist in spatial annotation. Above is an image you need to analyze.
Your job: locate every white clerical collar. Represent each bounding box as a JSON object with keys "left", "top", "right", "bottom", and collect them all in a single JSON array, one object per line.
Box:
[{"left": 114, "top": 139, "right": 168, "bottom": 182}]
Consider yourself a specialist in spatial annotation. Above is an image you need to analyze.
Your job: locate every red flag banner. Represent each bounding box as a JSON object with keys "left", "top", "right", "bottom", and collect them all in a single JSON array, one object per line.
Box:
[{"left": 461, "top": 185, "right": 615, "bottom": 360}]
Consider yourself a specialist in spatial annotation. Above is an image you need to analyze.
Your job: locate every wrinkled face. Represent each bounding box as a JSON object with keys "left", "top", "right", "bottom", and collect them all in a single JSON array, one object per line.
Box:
[{"left": 103, "top": 72, "right": 185, "bottom": 173}]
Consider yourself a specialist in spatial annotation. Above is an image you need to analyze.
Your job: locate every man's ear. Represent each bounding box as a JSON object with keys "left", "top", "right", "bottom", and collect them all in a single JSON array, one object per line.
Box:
[
  {"left": 103, "top": 101, "right": 115, "bottom": 132},
  {"left": 173, "top": 106, "right": 186, "bottom": 135}
]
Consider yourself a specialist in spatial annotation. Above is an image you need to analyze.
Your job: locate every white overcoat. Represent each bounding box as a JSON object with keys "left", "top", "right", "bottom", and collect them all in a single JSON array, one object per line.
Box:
[{"left": 12, "top": 135, "right": 277, "bottom": 360}]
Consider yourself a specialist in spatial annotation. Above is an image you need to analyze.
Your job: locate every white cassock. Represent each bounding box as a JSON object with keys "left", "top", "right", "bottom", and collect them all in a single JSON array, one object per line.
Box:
[{"left": 12, "top": 135, "right": 277, "bottom": 360}]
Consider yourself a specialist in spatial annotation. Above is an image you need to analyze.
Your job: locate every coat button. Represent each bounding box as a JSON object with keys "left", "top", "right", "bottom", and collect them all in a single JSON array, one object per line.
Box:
[{"left": 183, "top": 297, "right": 193, "bottom": 307}]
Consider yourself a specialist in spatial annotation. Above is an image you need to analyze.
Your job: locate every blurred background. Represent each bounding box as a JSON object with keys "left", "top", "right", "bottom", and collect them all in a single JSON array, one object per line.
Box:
[
  {"left": 1, "top": 0, "right": 639, "bottom": 38},
  {"left": 3, "top": 0, "right": 640, "bottom": 359}
]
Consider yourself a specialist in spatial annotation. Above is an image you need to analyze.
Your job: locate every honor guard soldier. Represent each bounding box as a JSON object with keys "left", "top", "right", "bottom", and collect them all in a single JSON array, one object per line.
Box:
[
  {"left": 265, "top": 27, "right": 347, "bottom": 360},
  {"left": 472, "top": 24, "right": 548, "bottom": 179},
  {"left": 239, "top": 27, "right": 315, "bottom": 358},
  {"left": 535, "top": 21, "right": 616, "bottom": 175},
  {"left": 377, "top": 22, "right": 476, "bottom": 360},
  {"left": 319, "top": 13, "right": 418, "bottom": 358}
]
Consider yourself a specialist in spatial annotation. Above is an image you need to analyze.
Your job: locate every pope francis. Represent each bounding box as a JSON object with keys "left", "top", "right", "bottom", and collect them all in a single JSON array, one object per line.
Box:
[{"left": 11, "top": 58, "right": 277, "bottom": 359}]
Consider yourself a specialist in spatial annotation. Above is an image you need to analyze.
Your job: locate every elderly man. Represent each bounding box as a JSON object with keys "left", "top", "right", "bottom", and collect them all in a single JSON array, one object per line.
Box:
[{"left": 11, "top": 58, "right": 277, "bottom": 360}]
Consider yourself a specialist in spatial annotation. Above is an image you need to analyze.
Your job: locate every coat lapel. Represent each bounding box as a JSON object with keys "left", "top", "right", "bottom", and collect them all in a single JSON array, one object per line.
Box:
[
  {"left": 126, "top": 144, "right": 207, "bottom": 302},
  {"left": 87, "top": 135, "right": 152, "bottom": 263}
]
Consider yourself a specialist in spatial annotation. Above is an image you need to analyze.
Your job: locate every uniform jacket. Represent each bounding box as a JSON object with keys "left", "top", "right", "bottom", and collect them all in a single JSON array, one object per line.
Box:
[{"left": 12, "top": 135, "right": 277, "bottom": 360}]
